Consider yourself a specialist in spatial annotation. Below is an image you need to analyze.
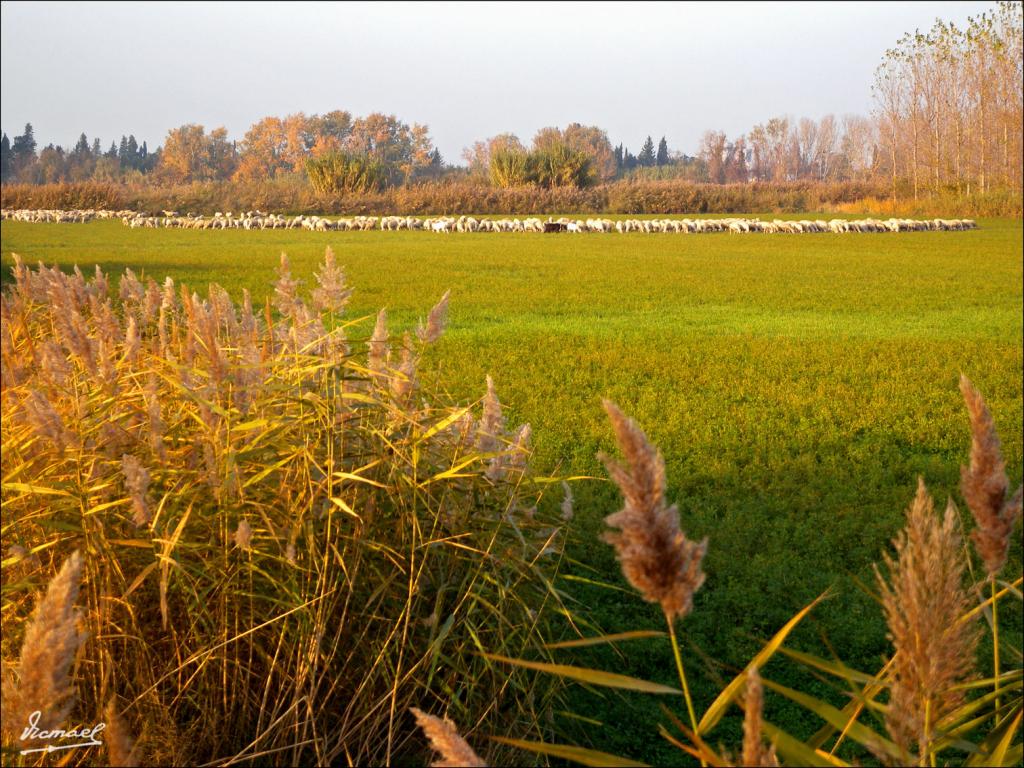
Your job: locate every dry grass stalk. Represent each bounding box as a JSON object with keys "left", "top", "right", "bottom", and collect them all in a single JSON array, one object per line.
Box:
[
  {"left": 409, "top": 707, "right": 486, "bottom": 768},
  {"left": 741, "top": 667, "right": 779, "bottom": 768},
  {"left": 959, "top": 375, "right": 1023, "bottom": 577},
  {"left": 104, "top": 697, "right": 140, "bottom": 767},
  {"left": 1, "top": 551, "right": 87, "bottom": 739},
  {"left": 599, "top": 400, "right": 707, "bottom": 621},
  {"left": 876, "top": 479, "right": 978, "bottom": 760}
]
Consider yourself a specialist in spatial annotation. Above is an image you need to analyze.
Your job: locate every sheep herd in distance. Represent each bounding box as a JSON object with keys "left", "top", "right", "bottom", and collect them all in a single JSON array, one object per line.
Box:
[{"left": 1, "top": 207, "right": 980, "bottom": 234}]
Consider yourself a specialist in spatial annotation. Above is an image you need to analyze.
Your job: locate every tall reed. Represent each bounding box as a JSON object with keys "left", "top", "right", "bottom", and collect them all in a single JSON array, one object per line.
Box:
[{"left": 1, "top": 252, "right": 568, "bottom": 765}]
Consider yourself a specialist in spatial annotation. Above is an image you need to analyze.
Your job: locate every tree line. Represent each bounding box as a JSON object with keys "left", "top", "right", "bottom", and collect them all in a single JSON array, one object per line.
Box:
[
  {"left": 1, "top": 125, "right": 158, "bottom": 184},
  {"left": 1, "top": 2, "right": 1019, "bottom": 200},
  {"left": 873, "top": 0, "right": 1022, "bottom": 199}
]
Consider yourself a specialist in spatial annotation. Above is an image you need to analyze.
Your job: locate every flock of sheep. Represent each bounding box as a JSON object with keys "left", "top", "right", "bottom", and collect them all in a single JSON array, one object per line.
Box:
[
  {"left": 1, "top": 208, "right": 136, "bottom": 223},
  {"left": 2, "top": 208, "right": 979, "bottom": 234}
]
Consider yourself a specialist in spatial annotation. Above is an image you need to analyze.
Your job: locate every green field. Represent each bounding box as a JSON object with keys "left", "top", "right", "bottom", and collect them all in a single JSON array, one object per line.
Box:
[{"left": 2, "top": 217, "right": 1022, "bottom": 763}]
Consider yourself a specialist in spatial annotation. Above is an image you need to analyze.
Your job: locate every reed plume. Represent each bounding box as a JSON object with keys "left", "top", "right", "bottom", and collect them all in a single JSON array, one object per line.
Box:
[
  {"left": 959, "top": 375, "right": 1023, "bottom": 577},
  {"left": 409, "top": 707, "right": 486, "bottom": 767},
  {"left": 22, "top": 389, "right": 77, "bottom": 452},
  {"left": 1, "top": 551, "right": 87, "bottom": 739},
  {"left": 560, "top": 481, "right": 574, "bottom": 521},
  {"left": 234, "top": 519, "right": 253, "bottom": 551},
  {"left": 104, "top": 697, "right": 140, "bottom": 767},
  {"left": 367, "top": 309, "right": 389, "bottom": 373},
  {"left": 741, "top": 667, "right": 779, "bottom": 768},
  {"left": 121, "top": 454, "right": 152, "bottom": 526},
  {"left": 417, "top": 289, "right": 451, "bottom": 343},
  {"left": 475, "top": 376, "right": 505, "bottom": 453},
  {"left": 312, "top": 246, "right": 353, "bottom": 314},
  {"left": 390, "top": 332, "right": 418, "bottom": 403},
  {"left": 273, "top": 253, "right": 301, "bottom": 318},
  {"left": 876, "top": 479, "right": 978, "bottom": 761},
  {"left": 599, "top": 400, "right": 707, "bottom": 622}
]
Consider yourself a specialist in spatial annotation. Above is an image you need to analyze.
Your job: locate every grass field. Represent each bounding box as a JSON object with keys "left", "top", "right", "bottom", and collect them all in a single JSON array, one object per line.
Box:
[{"left": 2, "top": 217, "right": 1022, "bottom": 764}]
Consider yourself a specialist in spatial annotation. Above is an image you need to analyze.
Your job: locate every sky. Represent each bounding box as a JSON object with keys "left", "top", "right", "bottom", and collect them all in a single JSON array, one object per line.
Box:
[{"left": 0, "top": 1, "right": 999, "bottom": 162}]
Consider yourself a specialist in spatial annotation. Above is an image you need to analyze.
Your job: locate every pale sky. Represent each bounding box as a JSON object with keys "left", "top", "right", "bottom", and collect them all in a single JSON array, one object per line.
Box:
[{"left": 0, "top": 1, "right": 998, "bottom": 162}]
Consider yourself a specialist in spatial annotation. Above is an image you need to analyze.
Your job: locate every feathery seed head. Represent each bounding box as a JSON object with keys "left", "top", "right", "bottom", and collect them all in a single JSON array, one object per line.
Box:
[
  {"left": 121, "top": 454, "right": 152, "bottom": 526},
  {"left": 104, "top": 698, "right": 139, "bottom": 767},
  {"left": 959, "top": 375, "right": 1022, "bottom": 577},
  {"left": 410, "top": 707, "right": 486, "bottom": 767},
  {"left": 2, "top": 551, "right": 87, "bottom": 739},
  {"left": 367, "top": 309, "right": 389, "bottom": 373},
  {"left": 742, "top": 667, "right": 779, "bottom": 768},
  {"left": 476, "top": 375, "right": 505, "bottom": 453},
  {"left": 561, "top": 481, "right": 574, "bottom": 522},
  {"left": 599, "top": 400, "right": 707, "bottom": 622},
  {"left": 417, "top": 289, "right": 451, "bottom": 344},
  {"left": 234, "top": 519, "right": 253, "bottom": 551},
  {"left": 876, "top": 479, "right": 979, "bottom": 758},
  {"left": 273, "top": 253, "right": 302, "bottom": 318},
  {"left": 312, "top": 246, "right": 353, "bottom": 314}
]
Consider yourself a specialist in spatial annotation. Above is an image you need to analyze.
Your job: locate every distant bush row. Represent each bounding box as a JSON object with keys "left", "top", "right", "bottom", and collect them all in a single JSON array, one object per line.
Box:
[{"left": 2, "top": 179, "right": 1021, "bottom": 217}]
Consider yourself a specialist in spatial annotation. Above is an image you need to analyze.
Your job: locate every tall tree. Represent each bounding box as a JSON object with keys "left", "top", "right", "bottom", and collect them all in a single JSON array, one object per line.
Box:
[
  {"left": 656, "top": 136, "right": 669, "bottom": 166},
  {"left": 562, "top": 123, "right": 616, "bottom": 182},
  {"left": 73, "top": 133, "right": 90, "bottom": 157},
  {"left": 638, "top": 135, "right": 656, "bottom": 167},
  {"left": 0, "top": 133, "right": 11, "bottom": 182},
  {"left": 11, "top": 124, "right": 37, "bottom": 169},
  {"left": 699, "top": 131, "right": 727, "bottom": 183}
]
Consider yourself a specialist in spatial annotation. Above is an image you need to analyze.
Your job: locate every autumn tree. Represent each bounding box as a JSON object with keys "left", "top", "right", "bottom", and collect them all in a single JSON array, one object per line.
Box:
[
  {"left": 234, "top": 116, "right": 287, "bottom": 181},
  {"left": 158, "top": 124, "right": 236, "bottom": 183},
  {"left": 699, "top": 130, "right": 727, "bottom": 183},
  {"left": 562, "top": 123, "right": 616, "bottom": 182}
]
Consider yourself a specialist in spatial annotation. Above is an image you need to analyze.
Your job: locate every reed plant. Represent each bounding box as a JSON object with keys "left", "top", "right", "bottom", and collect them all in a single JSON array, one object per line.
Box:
[
  {"left": 0, "top": 250, "right": 570, "bottom": 765},
  {"left": 486, "top": 383, "right": 1021, "bottom": 767}
]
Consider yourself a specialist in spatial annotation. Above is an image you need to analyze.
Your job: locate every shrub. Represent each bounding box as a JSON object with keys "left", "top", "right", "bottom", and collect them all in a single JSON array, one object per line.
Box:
[
  {"left": 490, "top": 149, "right": 531, "bottom": 188},
  {"left": 306, "top": 151, "right": 386, "bottom": 196},
  {"left": 0, "top": 251, "right": 568, "bottom": 765}
]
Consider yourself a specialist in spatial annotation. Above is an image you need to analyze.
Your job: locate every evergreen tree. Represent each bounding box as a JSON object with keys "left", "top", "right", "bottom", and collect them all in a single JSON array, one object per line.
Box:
[
  {"left": 11, "top": 123, "right": 37, "bottom": 164},
  {"left": 656, "top": 136, "right": 669, "bottom": 166},
  {"left": 0, "top": 133, "right": 11, "bottom": 182},
  {"left": 613, "top": 143, "right": 624, "bottom": 171},
  {"left": 638, "top": 135, "right": 656, "bottom": 167},
  {"left": 624, "top": 150, "right": 637, "bottom": 171},
  {"left": 107, "top": 141, "right": 118, "bottom": 159},
  {"left": 73, "top": 133, "right": 90, "bottom": 156},
  {"left": 92, "top": 137, "right": 102, "bottom": 156},
  {"left": 127, "top": 135, "right": 139, "bottom": 169},
  {"left": 118, "top": 135, "right": 129, "bottom": 165}
]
